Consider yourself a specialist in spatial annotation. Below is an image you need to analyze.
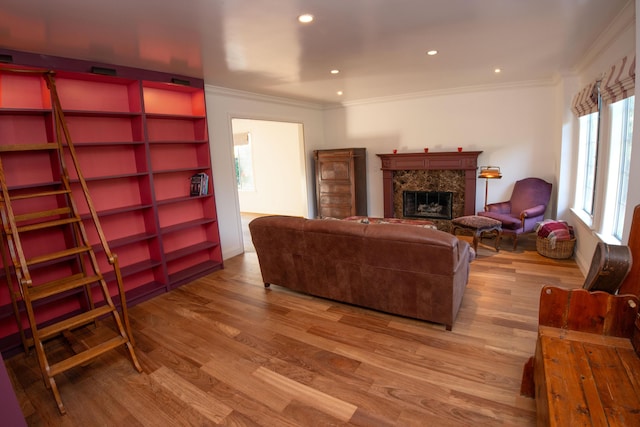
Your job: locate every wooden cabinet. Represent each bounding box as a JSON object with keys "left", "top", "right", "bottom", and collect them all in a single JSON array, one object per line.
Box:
[
  {"left": 314, "top": 148, "right": 367, "bottom": 218},
  {"left": 0, "top": 50, "right": 222, "bottom": 353}
]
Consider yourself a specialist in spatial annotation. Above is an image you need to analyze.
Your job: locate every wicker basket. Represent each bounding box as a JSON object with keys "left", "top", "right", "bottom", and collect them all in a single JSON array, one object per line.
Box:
[{"left": 536, "top": 236, "right": 576, "bottom": 259}]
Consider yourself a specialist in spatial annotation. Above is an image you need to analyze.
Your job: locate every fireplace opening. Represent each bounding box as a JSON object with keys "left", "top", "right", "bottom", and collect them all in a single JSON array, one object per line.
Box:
[{"left": 403, "top": 191, "right": 453, "bottom": 220}]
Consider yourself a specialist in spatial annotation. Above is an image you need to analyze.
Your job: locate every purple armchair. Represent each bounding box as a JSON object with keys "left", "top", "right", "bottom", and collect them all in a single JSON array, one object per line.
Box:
[{"left": 477, "top": 177, "right": 552, "bottom": 249}]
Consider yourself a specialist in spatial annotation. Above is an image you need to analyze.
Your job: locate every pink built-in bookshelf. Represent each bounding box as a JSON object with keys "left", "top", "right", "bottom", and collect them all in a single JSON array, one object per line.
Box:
[{"left": 0, "top": 49, "right": 222, "bottom": 354}]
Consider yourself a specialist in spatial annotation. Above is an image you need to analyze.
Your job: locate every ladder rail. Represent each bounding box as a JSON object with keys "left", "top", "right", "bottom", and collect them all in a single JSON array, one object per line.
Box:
[
  {"left": 0, "top": 170, "right": 33, "bottom": 288},
  {"left": 0, "top": 229, "right": 28, "bottom": 353}
]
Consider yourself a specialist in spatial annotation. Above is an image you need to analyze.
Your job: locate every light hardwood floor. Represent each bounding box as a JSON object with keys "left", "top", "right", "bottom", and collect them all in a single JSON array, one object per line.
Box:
[{"left": 5, "top": 233, "right": 584, "bottom": 426}]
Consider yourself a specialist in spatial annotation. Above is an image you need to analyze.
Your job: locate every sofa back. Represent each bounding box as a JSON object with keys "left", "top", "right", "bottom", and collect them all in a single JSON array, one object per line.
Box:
[{"left": 249, "top": 215, "right": 472, "bottom": 329}]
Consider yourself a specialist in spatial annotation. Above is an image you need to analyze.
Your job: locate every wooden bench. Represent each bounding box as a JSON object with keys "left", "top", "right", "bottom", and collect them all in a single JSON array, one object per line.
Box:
[{"left": 521, "top": 286, "right": 640, "bottom": 426}]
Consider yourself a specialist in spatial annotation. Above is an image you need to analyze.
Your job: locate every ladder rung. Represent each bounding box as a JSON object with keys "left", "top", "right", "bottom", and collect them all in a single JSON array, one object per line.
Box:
[
  {"left": 15, "top": 217, "right": 80, "bottom": 233},
  {"left": 48, "top": 335, "right": 127, "bottom": 377},
  {"left": 9, "top": 189, "right": 71, "bottom": 201},
  {"left": 0, "top": 143, "right": 57, "bottom": 152},
  {"left": 15, "top": 207, "right": 72, "bottom": 223},
  {"left": 38, "top": 305, "right": 115, "bottom": 341},
  {"left": 29, "top": 273, "right": 102, "bottom": 301},
  {"left": 26, "top": 245, "right": 92, "bottom": 266}
]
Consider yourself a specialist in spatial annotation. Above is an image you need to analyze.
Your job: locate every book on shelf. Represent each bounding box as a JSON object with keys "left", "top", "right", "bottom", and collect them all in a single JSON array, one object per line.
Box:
[{"left": 190, "top": 173, "right": 209, "bottom": 196}]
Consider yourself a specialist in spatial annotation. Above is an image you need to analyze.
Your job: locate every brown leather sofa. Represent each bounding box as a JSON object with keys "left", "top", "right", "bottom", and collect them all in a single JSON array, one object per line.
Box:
[{"left": 249, "top": 215, "right": 473, "bottom": 330}]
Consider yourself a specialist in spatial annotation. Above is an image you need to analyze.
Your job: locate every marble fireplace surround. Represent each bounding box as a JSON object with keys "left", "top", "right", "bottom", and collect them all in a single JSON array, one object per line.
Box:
[{"left": 377, "top": 151, "right": 481, "bottom": 228}]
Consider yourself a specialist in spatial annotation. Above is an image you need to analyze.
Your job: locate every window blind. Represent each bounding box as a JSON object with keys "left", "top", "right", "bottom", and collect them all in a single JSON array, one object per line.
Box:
[
  {"left": 571, "top": 80, "right": 600, "bottom": 117},
  {"left": 601, "top": 53, "right": 635, "bottom": 105}
]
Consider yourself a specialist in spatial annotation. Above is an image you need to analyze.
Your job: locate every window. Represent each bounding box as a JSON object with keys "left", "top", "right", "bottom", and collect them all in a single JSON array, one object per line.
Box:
[
  {"left": 233, "top": 132, "right": 255, "bottom": 191},
  {"left": 572, "top": 53, "right": 635, "bottom": 242},
  {"left": 604, "top": 96, "right": 634, "bottom": 240},
  {"left": 576, "top": 111, "right": 600, "bottom": 217}
]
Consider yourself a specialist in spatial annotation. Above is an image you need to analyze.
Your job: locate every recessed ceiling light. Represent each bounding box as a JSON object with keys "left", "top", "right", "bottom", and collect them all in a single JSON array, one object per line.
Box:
[
  {"left": 298, "top": 14, "right": 314, "bottom": 23},
  {"left": 330, "top": 69, "right": 340, "bottom": 74},
  {"left": 337, "top": 91, "right": 343, "bottom": 96},
  {"left": 494, "top": 68, "right": 502, "bottom": 73},
  {"left": 426, "top": 50, "right": 438, "bottom": 56}
]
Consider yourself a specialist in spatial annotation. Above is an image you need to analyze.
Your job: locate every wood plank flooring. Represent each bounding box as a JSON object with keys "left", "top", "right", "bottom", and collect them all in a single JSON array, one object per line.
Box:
[{"left": 4, "top": 234, "right": 584, "bottom": 426}]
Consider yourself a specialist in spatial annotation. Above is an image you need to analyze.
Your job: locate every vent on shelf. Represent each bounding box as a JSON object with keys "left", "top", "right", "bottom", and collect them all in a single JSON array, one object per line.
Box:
[
  {"left": 171, "top": 77, "right": 191, "bottom": 86},
  {"left": 90, "top": 66, "right": 117, "bottom": 76}
]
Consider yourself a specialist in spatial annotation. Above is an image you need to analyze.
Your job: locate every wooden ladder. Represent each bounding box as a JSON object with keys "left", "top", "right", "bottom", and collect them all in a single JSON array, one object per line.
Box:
[{"left": 0, "top": 69, "right": 142, "bottom": 414}]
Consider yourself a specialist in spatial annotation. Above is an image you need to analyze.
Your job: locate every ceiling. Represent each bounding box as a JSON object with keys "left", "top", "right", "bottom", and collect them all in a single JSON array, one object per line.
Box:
[{"left": 0, "top": 0, "right": 633, "bottom": 105}]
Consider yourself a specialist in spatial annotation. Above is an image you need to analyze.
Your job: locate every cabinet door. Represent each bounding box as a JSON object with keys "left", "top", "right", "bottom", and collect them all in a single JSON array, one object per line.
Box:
[{"left": 316, "top": 151, "right": 356, "bottom": 218}]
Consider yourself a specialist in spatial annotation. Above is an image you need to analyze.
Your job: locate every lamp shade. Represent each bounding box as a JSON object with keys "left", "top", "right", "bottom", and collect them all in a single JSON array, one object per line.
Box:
[{"left": 478, "top": 166, "right": 502, "bottom": 179}]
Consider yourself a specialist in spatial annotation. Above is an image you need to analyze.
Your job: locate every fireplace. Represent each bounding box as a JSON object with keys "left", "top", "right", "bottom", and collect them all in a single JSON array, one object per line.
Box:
[
  {"left": 377, "top": 151, "right": 481, "bottom": 229},
  {"left": 403, "top": 191, "right": 453, "bottom": 220}
]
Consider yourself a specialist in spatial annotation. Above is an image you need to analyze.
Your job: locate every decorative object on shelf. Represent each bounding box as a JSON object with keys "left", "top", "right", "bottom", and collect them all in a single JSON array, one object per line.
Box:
[
  {"left": 457, "top": 147, "right": 463, "bottom": 152},
  {"left": 190, "top": 173, "right": 209, "bottom": 196},
  {"left": 478, "top": 166, "right": 502, "bottom": 210},
  {"left": 424, "top": 148, "right": 429, "bottom": 153},
  {"left": 393, "top": 149, "right": 398, "bottom": 154}
]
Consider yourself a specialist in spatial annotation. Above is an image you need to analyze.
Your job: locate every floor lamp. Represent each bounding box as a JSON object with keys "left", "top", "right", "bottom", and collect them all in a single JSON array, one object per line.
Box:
[{"left": 478, "top": 166, "right": 502, "bottom": 211}]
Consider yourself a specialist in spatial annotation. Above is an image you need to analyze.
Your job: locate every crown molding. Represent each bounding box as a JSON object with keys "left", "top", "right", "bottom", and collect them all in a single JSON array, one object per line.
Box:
[
  {"left": 204, "top": 84, "right": 325, "bottom": 110},
  {"left": 329, "top": 78, "right": 557, "bottom": 109}
]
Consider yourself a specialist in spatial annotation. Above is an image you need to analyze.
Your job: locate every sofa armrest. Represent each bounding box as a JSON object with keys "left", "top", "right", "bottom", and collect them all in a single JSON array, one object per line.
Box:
[
  {"left": 520, "top": 204, "right": 546, "bottom": 219},
  {"left": 485, "top": 201, "right": 511, "bottom": 214}
]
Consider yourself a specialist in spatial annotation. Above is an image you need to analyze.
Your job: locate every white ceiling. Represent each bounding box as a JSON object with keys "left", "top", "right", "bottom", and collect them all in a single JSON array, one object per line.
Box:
[{"left": 0, "top": 0, "right": 633, "bottom": 105}]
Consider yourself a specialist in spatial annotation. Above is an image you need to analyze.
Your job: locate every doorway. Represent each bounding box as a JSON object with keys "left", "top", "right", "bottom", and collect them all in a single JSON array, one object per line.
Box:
[{"left": 230, "top": 118, "right": 308, "bottom": 251}]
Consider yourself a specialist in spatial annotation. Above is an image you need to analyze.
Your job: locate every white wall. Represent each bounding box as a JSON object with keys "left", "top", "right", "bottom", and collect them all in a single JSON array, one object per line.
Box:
[
  {"left": 232, "top": 118, "right": 307, "bottom": 217},
  {"left": 323, "top": 84, "right": 559, "bottom": 219},
  {"left": 205, "top": 87, "right": 324, "bottom": 259}
]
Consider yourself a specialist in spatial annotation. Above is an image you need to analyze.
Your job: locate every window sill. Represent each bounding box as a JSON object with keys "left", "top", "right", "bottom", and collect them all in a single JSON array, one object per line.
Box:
[
  {"left": 595, "top": 232, "right": 622, "bottom": 245},
  {"left": 570, "top": 207, "right": 593, "bottom": 229},
  {"left": 570, "top": 208, "right": 623, "bottom": 245}
]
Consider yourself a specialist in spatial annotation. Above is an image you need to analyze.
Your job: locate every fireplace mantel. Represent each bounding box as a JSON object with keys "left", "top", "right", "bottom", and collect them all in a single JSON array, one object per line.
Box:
[{"left": 377, "top": 151, "right": 482, "bottom": 218}]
